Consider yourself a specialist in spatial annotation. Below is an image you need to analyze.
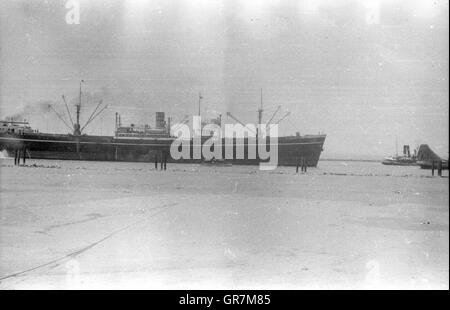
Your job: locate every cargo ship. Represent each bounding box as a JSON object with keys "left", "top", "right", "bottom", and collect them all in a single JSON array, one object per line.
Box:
[{"left": 0, "top": 84, "right": 326, "bottom": 167}]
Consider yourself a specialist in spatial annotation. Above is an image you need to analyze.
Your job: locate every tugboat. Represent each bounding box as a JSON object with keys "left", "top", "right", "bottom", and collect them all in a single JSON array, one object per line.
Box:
[{"left": 382, "top": 144, "right": 418, "bottom": 166}]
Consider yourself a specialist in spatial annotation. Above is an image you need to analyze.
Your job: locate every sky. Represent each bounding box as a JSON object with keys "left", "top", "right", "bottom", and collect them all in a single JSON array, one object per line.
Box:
[{"left": 0, "top": 0, "right": 448, "bottom": 159}]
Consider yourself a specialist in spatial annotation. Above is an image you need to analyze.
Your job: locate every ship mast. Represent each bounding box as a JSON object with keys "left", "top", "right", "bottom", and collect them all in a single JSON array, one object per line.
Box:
[
  {"left": 78, "top": 80, "right": 82, "bottom": 125},
  {"left": 395, "top": 136, "right": 398, "bottom": 157},
  {"left": 73, "top": 80, "right": 83, "bottom": 135},
  {"left": 257, "top": 88, "right": 263, "bottom": 138},
  {"left": 258, "top": 88, "right": 263, "bottom": 125},
  {"left": 52, "top": 80, "right": 106, "bottom": 135},
  {"left": 198, "top": 92, "right": 202, "bottom": 116}
]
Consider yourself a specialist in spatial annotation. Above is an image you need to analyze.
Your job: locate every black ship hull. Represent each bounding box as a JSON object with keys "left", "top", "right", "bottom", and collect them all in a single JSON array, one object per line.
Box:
[{"left": 0, "top": 132, "right": 326, "bottom": 167}]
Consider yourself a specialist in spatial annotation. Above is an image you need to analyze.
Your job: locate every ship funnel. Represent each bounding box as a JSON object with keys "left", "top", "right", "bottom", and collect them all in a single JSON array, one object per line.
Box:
[
  {"left": 403, "top": 145, "right": 410, "bottom": 157},
  {"left": 156, "top": 112, "right": 166, "bottom": 129}
]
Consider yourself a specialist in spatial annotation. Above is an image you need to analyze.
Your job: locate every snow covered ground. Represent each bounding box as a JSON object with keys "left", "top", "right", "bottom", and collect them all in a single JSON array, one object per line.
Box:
[{"left": 0, "top": 159, "right": 448, "bottom": 289}]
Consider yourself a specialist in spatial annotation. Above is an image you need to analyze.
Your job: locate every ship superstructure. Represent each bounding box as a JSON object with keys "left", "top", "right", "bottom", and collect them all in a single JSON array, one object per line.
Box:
[
  {"left": 0, "top": 120, "right": 36, "bottom": 135},
  {"left": 114, "top": 112, "right": 171, "bottom": 138}
]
